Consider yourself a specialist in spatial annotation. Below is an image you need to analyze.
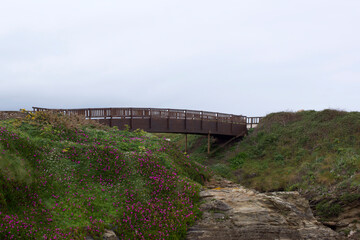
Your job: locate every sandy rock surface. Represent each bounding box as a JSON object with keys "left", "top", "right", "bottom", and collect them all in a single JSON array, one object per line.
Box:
[{"left": 187, "top": 178, "right": 343, "bottom": 240}]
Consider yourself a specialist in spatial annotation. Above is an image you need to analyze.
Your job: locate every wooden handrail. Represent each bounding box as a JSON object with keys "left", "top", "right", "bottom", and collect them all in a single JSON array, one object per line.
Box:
[{"left": 32, "top": 107, "right": 247, "bottom": 125}]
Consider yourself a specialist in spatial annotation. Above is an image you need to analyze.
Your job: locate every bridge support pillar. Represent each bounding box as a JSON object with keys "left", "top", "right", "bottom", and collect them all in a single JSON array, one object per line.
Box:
[{"left": 185, "top": 134, "right": 187, "bottom": 153}]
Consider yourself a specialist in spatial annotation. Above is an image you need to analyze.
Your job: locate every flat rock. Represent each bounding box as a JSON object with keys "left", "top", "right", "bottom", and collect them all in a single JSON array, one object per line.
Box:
[{"left": 187, "top": 178, "right": 343, "bottom": 240}]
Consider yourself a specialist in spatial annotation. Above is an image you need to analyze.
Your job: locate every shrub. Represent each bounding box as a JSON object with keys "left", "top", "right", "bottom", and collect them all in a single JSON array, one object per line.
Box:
[
  {"left": 228, "top": 152, "right": 247, "bottom": 169},
  {"left": 340, "top": 193, "right": 360, "bottom": 203},
  {"left": 211, "top": 163, "right": 232, "bottom": 178},
  {"left": 315, "top": 201, "right": 342, "bottom": 219}
]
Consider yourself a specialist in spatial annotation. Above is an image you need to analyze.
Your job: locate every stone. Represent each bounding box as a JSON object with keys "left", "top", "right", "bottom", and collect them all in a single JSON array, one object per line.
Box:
[
  {"left": 103, "top": 229, "right": 119, "bottom": 240},
  {"left": 199, "top": 191, "right": 215, "bottom": 198},
  {"left": 349, "top": 230, "right": 360, "bottom": 239},
  {"left": 213, "top": 213, "right": 226, "bottom": 220},
  {"left": 212, "top": 199, "right": 232, "bottom": 211},
  {"left": 187, "top": 177, "right": 344, "bottom": 240}
]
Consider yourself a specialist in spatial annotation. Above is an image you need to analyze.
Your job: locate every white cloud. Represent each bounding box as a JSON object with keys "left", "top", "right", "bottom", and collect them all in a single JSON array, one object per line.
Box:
[{"left": 1, "top": 0, "right": 360, "bottom": 115}]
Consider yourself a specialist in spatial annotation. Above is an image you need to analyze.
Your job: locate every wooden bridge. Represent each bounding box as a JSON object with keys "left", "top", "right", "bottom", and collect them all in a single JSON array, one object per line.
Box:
[{"left": 33, "top": 107, "right": 262, "bottom": 137}]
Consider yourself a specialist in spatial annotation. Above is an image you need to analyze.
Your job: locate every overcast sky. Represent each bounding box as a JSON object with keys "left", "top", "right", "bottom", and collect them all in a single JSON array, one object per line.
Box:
[{"left": 1, "top": 0, "right": 360, "bottom": 116}]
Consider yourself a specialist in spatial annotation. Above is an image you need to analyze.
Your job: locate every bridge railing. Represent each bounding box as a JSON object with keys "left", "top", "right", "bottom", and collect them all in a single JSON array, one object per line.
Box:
[
  {"left": 33, "top": 107, "right": 247, "bottom": 125},
  {"left": 246, "top": 117, "right": 263, "bottom": 129}
]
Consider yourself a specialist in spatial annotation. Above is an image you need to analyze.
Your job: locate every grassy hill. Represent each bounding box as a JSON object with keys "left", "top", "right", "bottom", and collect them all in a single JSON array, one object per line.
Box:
[
  {"left": 179, "top": 110, "right": 360, "bottom": 221},
  {"left": 0, "top": 111, "right": 211, "bottom": 239}
]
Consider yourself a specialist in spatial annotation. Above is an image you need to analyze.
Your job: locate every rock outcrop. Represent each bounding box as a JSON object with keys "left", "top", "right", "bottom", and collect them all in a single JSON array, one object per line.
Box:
[
  {"left": 322, "top": 202, "right": 360, "bottom": 239},
  {"left": 187, "top": 178, "right": 343, "bottom": 240}
]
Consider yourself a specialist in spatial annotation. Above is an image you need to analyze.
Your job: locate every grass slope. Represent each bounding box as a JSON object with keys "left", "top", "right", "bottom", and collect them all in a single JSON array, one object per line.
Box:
[
  {"left": 184, "top": 110, "right": 360, "bottom": 220},
  {"left": 235, "top": 110, "right": 360, "bottom": 192},
  {"left": 0, "top": 111, "right": 211, "bottom": 239}
]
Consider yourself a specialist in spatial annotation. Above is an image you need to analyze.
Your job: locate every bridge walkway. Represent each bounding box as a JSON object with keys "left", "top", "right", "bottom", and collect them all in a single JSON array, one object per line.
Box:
[
  {"left": 32, "top": 107, "right": 262, "bottom": 153},
  {"left": 32, "top": 107, "right": 255, "bottom": 137}
]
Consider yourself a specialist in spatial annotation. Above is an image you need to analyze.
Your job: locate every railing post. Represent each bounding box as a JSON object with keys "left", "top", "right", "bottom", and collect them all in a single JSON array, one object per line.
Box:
[
  {"left": 184, "top": 110, "right": 187, "bottom": 131},
  {"left": 167, "top": 109, "right": 170, "bottom": 130},
  {"left": 207, "top": 131, "right": 211, "bottom": 154},
  {"left": 109, "top": 108, "right": 112, "bottom": 127},
  {"left": 130, "top": 108, "right": 133, "bottom": 129},
  {"left": 149, "top": 108, "right": 152, "bottom": 129},
  {"left": 216, "top": 113, "right": 218, "bottom": 133}
]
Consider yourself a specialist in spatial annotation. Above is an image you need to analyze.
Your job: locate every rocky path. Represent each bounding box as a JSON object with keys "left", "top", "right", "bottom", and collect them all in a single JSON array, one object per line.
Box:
[{"left": 187, "top": 177, "right": 346, "bottom": 240}]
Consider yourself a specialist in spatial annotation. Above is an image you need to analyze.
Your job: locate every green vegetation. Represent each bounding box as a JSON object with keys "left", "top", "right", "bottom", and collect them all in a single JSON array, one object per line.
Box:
[
  {"left": 0, "top": 111, "right": 211, "bottom": 239},
  {"left": 232, "top": 110, "right": 360, "bottom": 193},
  {"left": 181, "top": 110, "right": 360, "bottom": 220},
  {"left": 3, "top": 108, "right": 360, "bottom": 237},
  {"left": 315, "top": 200, "right": 342, "bottom": 219}
]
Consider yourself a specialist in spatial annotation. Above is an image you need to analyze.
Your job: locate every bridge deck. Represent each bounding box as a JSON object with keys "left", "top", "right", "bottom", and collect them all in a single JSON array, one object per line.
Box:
[{"left": 33, "top": 107, "right": 250, "bottom": 137}]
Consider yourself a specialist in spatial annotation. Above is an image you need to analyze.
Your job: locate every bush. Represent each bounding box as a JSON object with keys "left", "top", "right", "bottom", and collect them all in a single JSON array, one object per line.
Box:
[
  {"left": 340, "top": 193, "right": 360, "bottom": 203},
  {"left": 315, "top": 201, "right": 342, "bottom": 219},
  {"left": 228, "top": 152, "right": 247, "bottom": 169},
  {"left": 211, "top": 163, "right": 232, "bottom": 178}
]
